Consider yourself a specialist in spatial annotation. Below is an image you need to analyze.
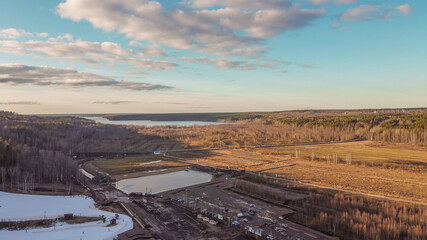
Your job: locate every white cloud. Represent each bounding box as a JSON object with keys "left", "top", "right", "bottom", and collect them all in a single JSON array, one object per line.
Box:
[
  {"left": 138, "top": 45, "right": 167, "bottom": 57},
  {"left": 63, "top": 33, "right": 73, "bottom": 41},
  {"left": 0, "top": 64, "right": 173, "bottom": 91},
  {"left": 182, "top": 57, "right": 255, "bottom": 70},
  {"left": 92, "top": 101, "right": 138, "bottom": 105},
  {"left": 0, "top": 38, "right": 176, "bottom": 71},
  {"left": 181, "top": 57, "right": 310, "bottom": 70},
  {"left": 339, "top": 5, "right": 380, "bottom": 22},
  {"left": 339, "top": 4, "right": 412, "bottom": 22},
  {"left": 0, "top": 28, "right": 32, "bottom": 39},
  {"left": 187, "top": 0, "right": 291, "bottom": 9},
  {"left": 127, "top": 58, "right": 176, "bottom": 71},
  {"left": 0, "top": 101, "right": 40, "bottom": 105},
  {"left": 396, "top": 4, "right": 412, "bottom": 16},
  {"left": 37, "top": 32, "right": 49, "bottom": 38},
  {"left": 309, "top": 0, "right": 356, "bottom": 5},
  {"left": 57, "top": 0, "right": 325, "bottom": 56}
]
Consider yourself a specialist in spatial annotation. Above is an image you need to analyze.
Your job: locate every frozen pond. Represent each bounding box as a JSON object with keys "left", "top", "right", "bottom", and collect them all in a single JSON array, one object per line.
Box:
[
  {"left": 116, "top": 170, "right": 212, "bottom": 194},
  {"left": 83, "top": 116, "right": 228, "bottom": 127}
]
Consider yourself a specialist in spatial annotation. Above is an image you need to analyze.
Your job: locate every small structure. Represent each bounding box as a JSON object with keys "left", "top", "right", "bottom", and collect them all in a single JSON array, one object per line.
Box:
[
  {"left": 109, "top": 218, "right": 117, "bottom": 225},
  {"left": 209, "top": 219, "right": 218, "bottom": 225},
  {"left": 117, "top": 229, "right": 156, "bottom": 240},
  {"left": 232, "top": 170, "right": 245, "bottom": 177},
  {"left": 64, "top": 213, "right": 74, "bottom": 220},
  {"left": 100, "top": 199, "right": 113, "bottom": 206}
]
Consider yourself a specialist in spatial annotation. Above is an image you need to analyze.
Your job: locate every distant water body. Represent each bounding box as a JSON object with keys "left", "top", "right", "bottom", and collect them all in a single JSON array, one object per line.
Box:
[{"left": 83, "top": 116, "right": 229, "bottom": 127}]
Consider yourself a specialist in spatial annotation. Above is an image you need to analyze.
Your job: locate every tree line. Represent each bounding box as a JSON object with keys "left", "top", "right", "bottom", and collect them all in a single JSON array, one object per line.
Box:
[
  {"left": 0, "top": 111, "right": 153, "bottom": 193},
  {"left": 274, "top": 112, "right": 427, "bottom": 145}
]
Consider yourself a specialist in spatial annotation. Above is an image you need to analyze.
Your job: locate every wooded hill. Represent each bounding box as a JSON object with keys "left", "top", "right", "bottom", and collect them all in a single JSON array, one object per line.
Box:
[{"left": 273, "top": 112, "right": 427, "bottom": 144}]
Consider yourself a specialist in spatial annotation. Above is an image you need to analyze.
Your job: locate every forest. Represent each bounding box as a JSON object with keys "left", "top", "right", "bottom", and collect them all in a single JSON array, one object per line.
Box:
[
  {"left": 0, "top": 111, "right": 188, "bottom": 193},
  {"left": 274, "top": 111, "right": 427, "bottom": 144},
  {"left": 0, "top": 111, "right": 90, "bottom": 193},
  {"left": 0, "top": 111, "right": 134, "bottom": 193},
  {"left": 240, "top": 173, "right": 426, "bottom": 240},
  {"left": 136, "top": 110, "right": 427, "bottom": 150}
]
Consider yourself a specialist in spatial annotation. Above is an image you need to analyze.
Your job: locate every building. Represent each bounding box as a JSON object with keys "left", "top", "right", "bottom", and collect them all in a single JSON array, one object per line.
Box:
[{"left": 117, "top": 229, "right": 156, "bottom": 240}]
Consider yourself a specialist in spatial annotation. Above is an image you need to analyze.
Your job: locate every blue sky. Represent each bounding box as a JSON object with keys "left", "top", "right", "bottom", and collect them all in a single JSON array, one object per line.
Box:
[{"left": 0, "top": 0, "right": 425, "bottom": 114}]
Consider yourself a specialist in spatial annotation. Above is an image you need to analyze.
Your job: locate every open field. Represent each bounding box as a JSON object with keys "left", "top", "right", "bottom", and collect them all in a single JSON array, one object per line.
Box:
[
  {"left": 171, "top": 141, "right": 427, "bottom": 203},
  {"left": 91, "top": 155, "right": 190, "bottom": 177},
  {"left": 255, "top": 141, "right": 427, "bottom": 168}
]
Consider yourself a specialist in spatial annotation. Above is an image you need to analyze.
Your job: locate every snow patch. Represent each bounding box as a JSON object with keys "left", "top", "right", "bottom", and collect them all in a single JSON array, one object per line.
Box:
[
  {"left": 0, "top": 191, "right": 133, "bottom": 240},
  {"left": 79, "top": 168, "right": 95, "bottom": 180},
  {"left": 139, "top": 160, "right": 162, "bottom": 166}
]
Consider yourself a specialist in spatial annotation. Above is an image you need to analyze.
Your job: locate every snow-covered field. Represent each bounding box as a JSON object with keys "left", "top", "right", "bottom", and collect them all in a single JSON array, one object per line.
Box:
[{"left": 0, "top": 191, "right": 133, "bottom": 240}]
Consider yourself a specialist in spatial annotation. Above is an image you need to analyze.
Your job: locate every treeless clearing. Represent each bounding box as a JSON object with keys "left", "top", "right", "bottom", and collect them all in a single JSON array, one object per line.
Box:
[
  {"left": 256, "top": 141, "right": 427, "bottom": 167},
  {"left": 92, "top": 155, "right": 189, "bottom": 176},
  {"left": 175, "top": 141, "right": 426, "bottom": 203}
]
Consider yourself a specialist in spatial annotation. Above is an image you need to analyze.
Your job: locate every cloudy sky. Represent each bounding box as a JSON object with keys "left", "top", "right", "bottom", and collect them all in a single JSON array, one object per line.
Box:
[{"left": 0, "top": 0, "right": 425, "bottom": 114}]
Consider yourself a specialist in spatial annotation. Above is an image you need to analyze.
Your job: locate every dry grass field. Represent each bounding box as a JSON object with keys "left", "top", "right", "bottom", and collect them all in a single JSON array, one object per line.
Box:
[
  {"left": 175, "top": 141, "right": 427, "bottom": 203},
  {"left": 257, "top": 141, "right": 427, "bottom": 167},
  {"left": 92, "top": 155, "right": 189, "bottom": 176}
]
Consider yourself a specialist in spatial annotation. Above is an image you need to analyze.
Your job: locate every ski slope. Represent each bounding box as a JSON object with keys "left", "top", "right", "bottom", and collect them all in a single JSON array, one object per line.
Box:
[{"left": 0, "top": 191, "right": 133, "bottom": 240}]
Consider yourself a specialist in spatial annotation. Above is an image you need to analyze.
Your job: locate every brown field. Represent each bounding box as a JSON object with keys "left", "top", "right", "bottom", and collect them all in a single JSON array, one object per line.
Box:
[
  {"left": 173, "top": 141, "right": 427, "bottom": 203},
  {"left": 92, "top": 155, "right": 189, "bottom": 176}
]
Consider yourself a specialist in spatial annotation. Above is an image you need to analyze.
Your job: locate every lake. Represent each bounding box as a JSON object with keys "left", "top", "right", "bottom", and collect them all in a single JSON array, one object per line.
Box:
[
  {"left": 83, "top": 116, "right": 228, "bottom": 127},
  {"left": 116, "top": 170, "right": 212, "bottom": 194}
]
